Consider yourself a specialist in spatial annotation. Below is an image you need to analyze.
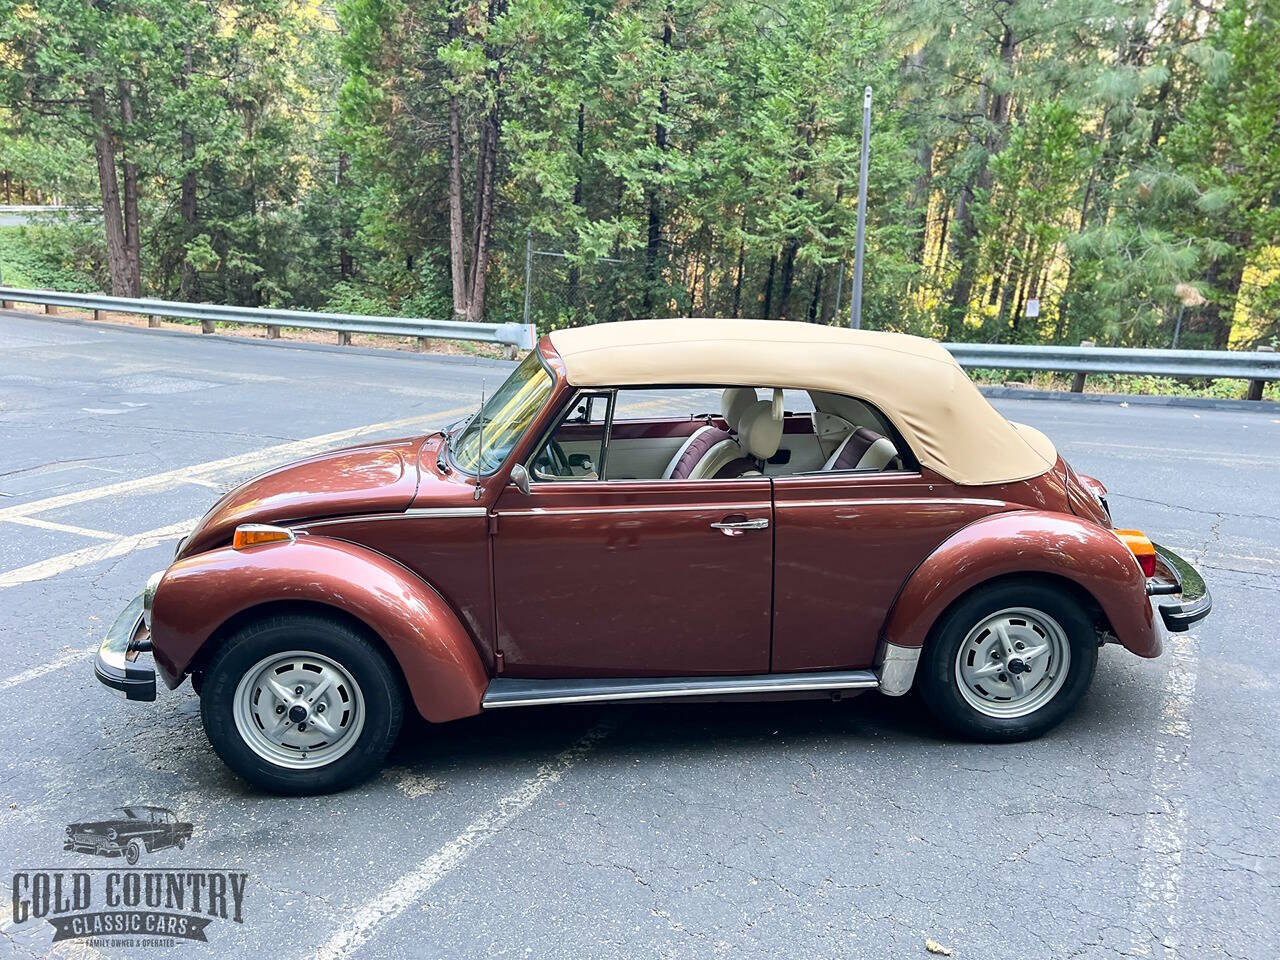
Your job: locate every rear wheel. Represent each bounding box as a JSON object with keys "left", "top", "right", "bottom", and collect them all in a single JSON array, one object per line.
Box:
[
  {"left": 918, "top": 581, "right": 1098, "bottom": 742},
  {"left": 200, "top": 613, "right": 404, "bottom": 794}
]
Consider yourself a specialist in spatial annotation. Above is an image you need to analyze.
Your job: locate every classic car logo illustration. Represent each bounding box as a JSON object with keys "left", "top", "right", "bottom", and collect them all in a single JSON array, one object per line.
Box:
[
  {"left": 8, "top": 807, "right": 247, "bottom": 947},
  {"left": 64, "top": 805, "right": 193, "bottom": 865}
]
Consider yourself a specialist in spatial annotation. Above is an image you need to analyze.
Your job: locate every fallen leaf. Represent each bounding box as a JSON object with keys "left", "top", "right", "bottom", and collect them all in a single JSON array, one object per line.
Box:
[{"left": 925, "top": 939, "right": 953, "bottom": 956}]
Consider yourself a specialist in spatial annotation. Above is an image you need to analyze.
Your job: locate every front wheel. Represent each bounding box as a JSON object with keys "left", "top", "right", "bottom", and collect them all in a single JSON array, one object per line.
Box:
[
  {"left": 917, "top": 581, "right": 1098, "bottom": 742},
  {"left": 125, "top": 840, "right": 142, "bottom": 865},
  {"left": 200, "top": 613, "right": 404, "bottom": 794}
]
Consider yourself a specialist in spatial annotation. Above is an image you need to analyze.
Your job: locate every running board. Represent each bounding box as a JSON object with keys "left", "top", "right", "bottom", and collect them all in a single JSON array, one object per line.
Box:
[{"left": 481, "top": 670, "right": 880, "bottom": 709}]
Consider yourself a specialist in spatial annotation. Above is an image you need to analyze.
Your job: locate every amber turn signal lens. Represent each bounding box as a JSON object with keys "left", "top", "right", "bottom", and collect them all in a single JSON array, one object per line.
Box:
[
  {"left": 232, "top": 524, "right": 295, "bottom": 550},
  {"left": 1115, "top": 529, "right": 1157, "bottom": 578}
]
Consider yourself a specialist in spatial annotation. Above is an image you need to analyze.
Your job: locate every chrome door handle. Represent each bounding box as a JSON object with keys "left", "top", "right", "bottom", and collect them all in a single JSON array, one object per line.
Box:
[{"left": 710, "top": 517, "right": 770, "bottom": 536}]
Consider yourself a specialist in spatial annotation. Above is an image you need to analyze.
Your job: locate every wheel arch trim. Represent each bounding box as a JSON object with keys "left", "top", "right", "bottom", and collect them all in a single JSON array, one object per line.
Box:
[
  {"left": 879, "top": 510, "right": 1160, "bottom": 675},
  {"left": 149, "top": 536, "right": 489, "bottom": 722}
]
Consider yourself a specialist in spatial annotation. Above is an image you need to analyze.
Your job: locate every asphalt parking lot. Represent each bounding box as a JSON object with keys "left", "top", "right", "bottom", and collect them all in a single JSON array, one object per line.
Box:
[{"left": 1, "top": 309, "right": 1276, "bottom": 960}]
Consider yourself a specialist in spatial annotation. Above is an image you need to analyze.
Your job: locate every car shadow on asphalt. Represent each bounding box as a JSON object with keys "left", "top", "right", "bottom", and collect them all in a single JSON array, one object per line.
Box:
[{"left": 385, "top": 690, "right": 942, "bottom": 775}]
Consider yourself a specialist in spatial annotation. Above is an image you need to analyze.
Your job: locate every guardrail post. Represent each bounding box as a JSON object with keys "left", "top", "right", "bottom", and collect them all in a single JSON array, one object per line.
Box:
[
  {"left": 44, "top": 303, "right": 58, "bottom": 315},
  {"left": 200, "top": 318, "right": 214, "bottom": 333},
  {"left": 337, "top": 330, "right": 351, "bottom": 346},
  {"left": 149, "top": 317, "right": 162, "bottom": 328},
  {"left": 1, "top": 299, "right": 14, "bottom": 309},
  {"left": 266, "top": 325, "right": 280, "bottom": 339},
  {"left": 416, "top": 336, "right": 430, "bottom": 352},
  {"left": 1247, "top": 345, "right": 1274, "bottom": 401},
  {"left": 1071, "top": 340, "right": 1094, "bottom": 392},
  {"left": 92, "top": 308, "right": 103, "bottom": 321}
]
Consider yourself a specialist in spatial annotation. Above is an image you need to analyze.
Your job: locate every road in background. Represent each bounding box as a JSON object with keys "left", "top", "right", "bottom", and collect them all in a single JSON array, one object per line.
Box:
[{"left": 1, "top": 310, "right": 1276, "bottom": 960}]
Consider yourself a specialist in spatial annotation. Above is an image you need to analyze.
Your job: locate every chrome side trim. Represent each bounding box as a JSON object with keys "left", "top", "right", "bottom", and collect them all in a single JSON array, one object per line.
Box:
[
  {"left": 778, "top": 498, "right": 1008, "bottom": 510},
  {"left": 482, "top": 670, "right": 880, "bottom": 708},
  {"left": 876, "top": 642, "right": 921, "bottom": 697},
  {"left": 300, "top": 507, "right": 488, "bottom": 529},
  {"left": 404, "top": 507, "right": 488, "bottom": 518},
  {"left": 496, "top": 502, "right": 771, "bottom": 518}
]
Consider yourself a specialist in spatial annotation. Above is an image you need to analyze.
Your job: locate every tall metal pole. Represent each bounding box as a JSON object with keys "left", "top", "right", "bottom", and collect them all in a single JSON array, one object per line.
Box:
[
  {"left": 850, "top": 85, "right": 871, "bottom": 329},
  {"left": 522, "top": 234, "right": 533, "bottom": 328}
]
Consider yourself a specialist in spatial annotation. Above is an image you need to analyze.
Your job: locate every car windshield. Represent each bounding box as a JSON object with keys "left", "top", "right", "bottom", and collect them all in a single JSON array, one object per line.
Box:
[{"left": 450, "top": 351, "right": 553, "bottom": 475}]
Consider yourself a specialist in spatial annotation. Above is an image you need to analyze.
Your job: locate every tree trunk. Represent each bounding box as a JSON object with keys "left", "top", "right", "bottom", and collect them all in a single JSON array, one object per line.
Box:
[
  {"left": 761, "top": 254, "right": 777, "bottom": 320},
  {"left": 642, "top": 8, "right": 673, "bottom": 315},
  {"left": 776, "top": 239, "right": 799, "bottom": 320},
  {"left": 179, "top": 43, "right": 200, "bottom": 300},
  {"left": 1198, "top": 251, "right": 1246, "bottom": 349},
  {"left": 465, "top": 103, "right": 499, "bottom": 324},
  {"left": 116, "top": 81, "right": 141, "bottom": 297},
  {"left": 806, "top": 267, "right": 823, "bottom": 322},
  {"left": 446, "top": 88, "right": 468, "bottom": 321},
  {"left": 567, "top": 102, "right": 585, "bottom": 309},
  {"left": 89, "top": 87, "right": 134, "bottom": 298}
]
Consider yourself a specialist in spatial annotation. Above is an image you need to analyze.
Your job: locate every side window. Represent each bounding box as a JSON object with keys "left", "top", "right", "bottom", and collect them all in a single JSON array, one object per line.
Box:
[{"left": 529, "top": 392, "right": 612, "bottom": 482}]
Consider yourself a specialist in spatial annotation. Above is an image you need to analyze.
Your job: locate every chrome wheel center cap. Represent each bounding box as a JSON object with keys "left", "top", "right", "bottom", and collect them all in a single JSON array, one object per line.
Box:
[{"left": 288, "top": 704, "right": 308, "bottom": 723}]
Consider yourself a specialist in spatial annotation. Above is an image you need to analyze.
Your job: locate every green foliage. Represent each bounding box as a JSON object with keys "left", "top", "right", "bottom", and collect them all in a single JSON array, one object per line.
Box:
[
  {"left": 0, "top": 224, "right": 100, "bottom": 292},
  {"left": 0, "top": 0, "right": 1274, "bottom": 352}
]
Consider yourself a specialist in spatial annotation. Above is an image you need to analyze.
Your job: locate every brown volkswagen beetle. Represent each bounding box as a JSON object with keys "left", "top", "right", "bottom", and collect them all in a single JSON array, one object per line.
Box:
[{"left": 94, "top": 319, "right": 1211, "bottom": 793}]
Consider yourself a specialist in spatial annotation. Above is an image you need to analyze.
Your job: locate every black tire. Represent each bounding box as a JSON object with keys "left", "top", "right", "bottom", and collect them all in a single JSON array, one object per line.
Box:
[
  {"left": 125, "top": 840, "right": 141, "bottom": 865},
  {"left": 917, "top": 580, "right": 1098, "bottom": 742},
  {"left": 200, "top": 613, "right": 404, "bottom": 795}
]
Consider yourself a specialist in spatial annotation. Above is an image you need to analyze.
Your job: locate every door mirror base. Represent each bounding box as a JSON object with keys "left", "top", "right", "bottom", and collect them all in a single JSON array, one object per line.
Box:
[{"left": 509, "top": 463, "right": 531, "bottom": 495}]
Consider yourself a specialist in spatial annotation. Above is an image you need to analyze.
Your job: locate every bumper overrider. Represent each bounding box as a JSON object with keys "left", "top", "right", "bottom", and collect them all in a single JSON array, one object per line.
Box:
[
  {"left": 1147, "top": 544, "right": 1213, "bottom": 632},
  {"left": 93, "top": 572, "right": 162, "bottom": 702}
]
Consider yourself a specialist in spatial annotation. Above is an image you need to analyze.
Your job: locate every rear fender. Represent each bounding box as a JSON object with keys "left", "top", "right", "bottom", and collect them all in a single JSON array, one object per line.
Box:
[
  {"left": 882, "top": 510, "right": 1160, "bottom": 658},
  {"left": 149, "top": 536, "right": 489, "bottom": 722}
]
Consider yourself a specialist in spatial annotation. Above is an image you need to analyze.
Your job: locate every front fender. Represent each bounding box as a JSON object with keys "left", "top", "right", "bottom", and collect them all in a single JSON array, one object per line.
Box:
[
  {"left": 150, "top": 536, "right": 489, "bottom": 722},
  {"left": 882, "top": 510, "right": 1160, "bottom": 658}
]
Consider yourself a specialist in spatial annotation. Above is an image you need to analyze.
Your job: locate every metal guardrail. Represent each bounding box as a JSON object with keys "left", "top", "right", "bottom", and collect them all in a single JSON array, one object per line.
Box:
[
  {"left": 945, "top": 341, "right": 1280, "bottom": 380},
  {"left": 1, "top": 286, "right": 1275, "bottom": 395},
  {"left": 0, "top": 286, "right": 538, "bottom": 350}
]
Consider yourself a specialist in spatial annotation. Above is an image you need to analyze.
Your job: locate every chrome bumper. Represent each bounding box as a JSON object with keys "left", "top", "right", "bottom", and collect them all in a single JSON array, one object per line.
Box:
[
  {"left": 93, "top": 593, "right": 156, "bottom": 702},
  {"left": 1147, "top": 544, "right": 1212, "bottom": 633}
]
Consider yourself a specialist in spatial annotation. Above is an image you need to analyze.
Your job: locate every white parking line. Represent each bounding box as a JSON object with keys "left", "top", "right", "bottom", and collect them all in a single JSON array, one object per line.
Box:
[
  {"left": 312, "top": 725, "right": 610, "bottom": 960},
  {"left": 0, "top": 645, "right": 99, "bottom": 691},
  {"left": 2, "top": 515, "right": 119, "bottom": 540},
  {"left": 0, "top": 519, "right": 197, "bottom": 589},
  {"left": 0, "top": 409, "right": 467, "bottom": 523}
]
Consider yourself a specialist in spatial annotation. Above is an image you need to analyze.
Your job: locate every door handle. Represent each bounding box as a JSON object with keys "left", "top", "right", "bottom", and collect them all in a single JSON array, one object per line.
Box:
[{"left": 710, "top": 517, "right": 770, "bottom": 536}]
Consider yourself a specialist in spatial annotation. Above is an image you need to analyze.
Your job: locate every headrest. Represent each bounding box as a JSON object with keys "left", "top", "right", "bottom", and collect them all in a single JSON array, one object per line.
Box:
[
  {"left": 737, "top": 400, "right": 783, "bottom": 460},
  {"left": 721, "top": 387, "right": 758, "bottom": 431}
]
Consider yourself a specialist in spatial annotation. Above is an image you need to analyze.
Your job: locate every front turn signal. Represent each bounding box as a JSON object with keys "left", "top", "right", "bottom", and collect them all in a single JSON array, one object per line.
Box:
[
  {"left": 232, "top": 524, "right": 295, "bottom": 550},
  {"left": 1115, "top": 529, "right": 1157, "bottom": 577}
]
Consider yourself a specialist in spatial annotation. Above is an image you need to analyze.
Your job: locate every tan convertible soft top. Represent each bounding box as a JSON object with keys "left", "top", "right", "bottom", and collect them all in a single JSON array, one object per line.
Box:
[{"left": 547, "top": 318, "right": 1057, "bottom": 487}]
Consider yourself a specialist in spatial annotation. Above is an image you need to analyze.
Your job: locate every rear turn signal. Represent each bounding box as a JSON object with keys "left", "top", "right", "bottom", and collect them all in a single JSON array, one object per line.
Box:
[
  {"left": 232, "top": 524, "right": 295, "bottom": 550},
  {"left": 1115, "top": 529, "right": 1157, "bottom": 577}
]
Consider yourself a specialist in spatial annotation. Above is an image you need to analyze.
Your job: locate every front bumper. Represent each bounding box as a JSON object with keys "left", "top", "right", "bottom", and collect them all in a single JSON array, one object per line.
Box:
[
  {"left": 93, "top": 593, "right": 157, "bottom": 701},
  {"left": 1147, "top": 543, "right": 1212, "bottom": 633}
]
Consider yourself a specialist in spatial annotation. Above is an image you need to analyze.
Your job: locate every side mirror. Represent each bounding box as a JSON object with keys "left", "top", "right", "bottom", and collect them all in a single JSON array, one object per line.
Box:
[{"left": 509, "top": 463, "right": 531, "bottom": 495}]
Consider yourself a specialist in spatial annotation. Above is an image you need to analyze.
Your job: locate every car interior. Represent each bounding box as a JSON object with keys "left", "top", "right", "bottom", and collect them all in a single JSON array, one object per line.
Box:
[{"left": 530, "top": 386, "right": 909, "bottom": 482}]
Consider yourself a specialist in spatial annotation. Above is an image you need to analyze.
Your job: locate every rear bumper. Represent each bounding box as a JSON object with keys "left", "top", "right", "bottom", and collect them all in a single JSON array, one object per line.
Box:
[
  {"left": 1148, "top": 544, "right": 1212, "bottom": 633},
  {"left": 93, "top": 593, "right": 157, "bottom": 702}
]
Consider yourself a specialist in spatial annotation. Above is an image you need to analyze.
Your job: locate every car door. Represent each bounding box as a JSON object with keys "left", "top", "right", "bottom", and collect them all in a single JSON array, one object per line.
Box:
[
  {"left": 770, "top": 470, "right": 1009, "bottom": 672},
  {"left": 491, "top": 394, "right": 773, "bottom": 678}
]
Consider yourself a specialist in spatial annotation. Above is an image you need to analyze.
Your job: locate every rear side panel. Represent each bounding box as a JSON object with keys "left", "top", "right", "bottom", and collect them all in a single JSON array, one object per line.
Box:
[{"left": 882, "top": 509, "right": 1160, "bottom": 658}]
